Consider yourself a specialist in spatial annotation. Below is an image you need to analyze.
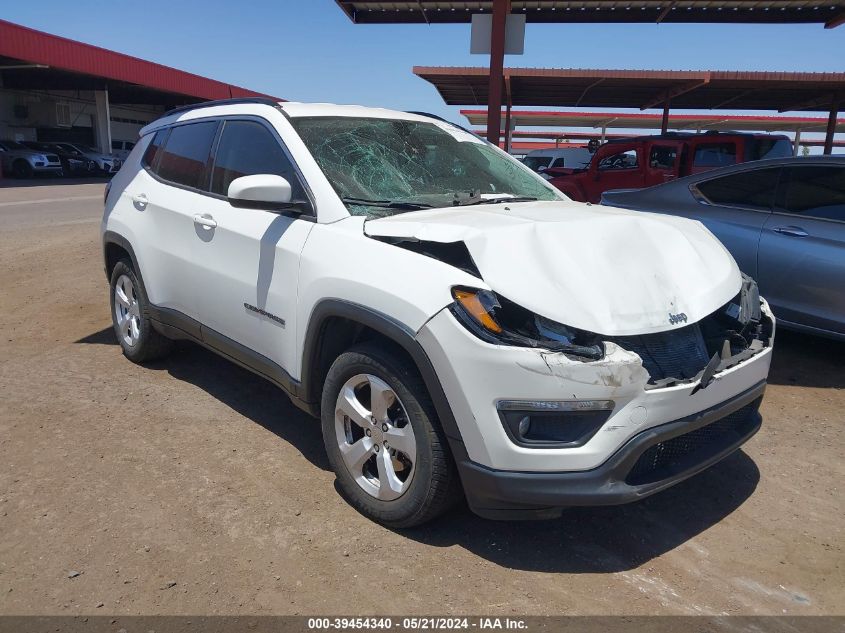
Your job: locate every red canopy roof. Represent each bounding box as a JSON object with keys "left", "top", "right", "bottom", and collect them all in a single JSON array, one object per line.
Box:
[{"left": 0, "top": 19, "right": 281, "bottom": 105}]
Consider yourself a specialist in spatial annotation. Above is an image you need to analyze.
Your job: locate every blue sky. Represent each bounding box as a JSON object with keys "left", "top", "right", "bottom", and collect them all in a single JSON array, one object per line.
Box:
[{"left": 5, "top": 0, "right": 844, "bottom": 143}]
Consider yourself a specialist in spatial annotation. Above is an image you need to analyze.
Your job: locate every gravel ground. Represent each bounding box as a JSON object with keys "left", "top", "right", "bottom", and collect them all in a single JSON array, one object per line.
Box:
[{"left": 0, "top": 182, "right": 842, "bottom": 616}]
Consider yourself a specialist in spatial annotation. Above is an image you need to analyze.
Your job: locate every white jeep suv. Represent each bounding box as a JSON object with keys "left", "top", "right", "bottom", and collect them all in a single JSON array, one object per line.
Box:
[{"left": 102, "top": 98, "right": 774, "bottom": 527}]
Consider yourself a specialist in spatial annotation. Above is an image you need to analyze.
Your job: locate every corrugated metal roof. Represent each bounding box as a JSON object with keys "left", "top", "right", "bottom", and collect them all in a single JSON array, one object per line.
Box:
[
  {"left": 0, "top": 20, "right": 281, "bottom": 104},
  {"left": 337, "top": 1, "right": 845, "bottom": 27},
  {"left": 415, "top": 67, "right": 845, "bottom": 112}
]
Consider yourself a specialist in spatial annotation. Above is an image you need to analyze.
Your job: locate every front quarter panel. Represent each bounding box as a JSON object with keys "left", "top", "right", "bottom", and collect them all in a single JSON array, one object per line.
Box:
[{"left": 294, "top": 217, "right": 485, "bottom": 380}]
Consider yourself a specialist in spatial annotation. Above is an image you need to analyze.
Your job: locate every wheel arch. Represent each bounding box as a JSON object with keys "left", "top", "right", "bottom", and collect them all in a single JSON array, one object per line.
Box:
[
  {"left": 102, "top": 231, "right": 142, "bottom": 282},
  {"left": 301, "top": 299, "right": 464, "bottom": 446}
]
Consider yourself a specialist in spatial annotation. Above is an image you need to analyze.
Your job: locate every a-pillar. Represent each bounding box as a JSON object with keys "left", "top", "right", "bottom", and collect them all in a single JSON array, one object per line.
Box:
[{"left": 94, "top": 89, "right": 112, "bottom": 155}]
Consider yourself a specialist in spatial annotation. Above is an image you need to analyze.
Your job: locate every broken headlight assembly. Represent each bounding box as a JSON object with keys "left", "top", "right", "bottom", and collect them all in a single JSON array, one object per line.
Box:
[{"left": 449, "top": 287, "right": 605, "bottom": 360}]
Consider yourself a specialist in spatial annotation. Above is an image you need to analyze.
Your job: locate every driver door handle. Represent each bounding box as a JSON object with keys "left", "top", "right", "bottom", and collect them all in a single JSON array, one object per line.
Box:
[
  {"left": 193, "top": 213, "right": 217, "bottom": 229},
  {"left": 772, "top": 225, "right": 808, "bottom": 238}
]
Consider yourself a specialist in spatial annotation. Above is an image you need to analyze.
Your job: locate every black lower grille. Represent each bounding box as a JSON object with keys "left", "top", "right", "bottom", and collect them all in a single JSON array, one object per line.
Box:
[
  {"left": 611, "top": 323, "right": 710, "bottom": 382},
  {"left": 625, "top": 399, "right": 761, "bottom": 486}
]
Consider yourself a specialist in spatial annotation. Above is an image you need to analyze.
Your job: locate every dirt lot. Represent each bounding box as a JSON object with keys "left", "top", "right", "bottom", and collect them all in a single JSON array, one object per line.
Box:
[{"left": 0, "top": 181, "right": 842, "bottom": 616}]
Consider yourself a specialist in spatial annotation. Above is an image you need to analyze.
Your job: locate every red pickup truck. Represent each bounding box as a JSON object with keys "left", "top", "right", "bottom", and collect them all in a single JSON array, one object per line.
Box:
[{"left": 548, "top": 132, "right": 793, "bottom": 203}]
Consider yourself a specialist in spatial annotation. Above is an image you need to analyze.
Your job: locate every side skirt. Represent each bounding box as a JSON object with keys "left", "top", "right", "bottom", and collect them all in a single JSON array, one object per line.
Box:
[{"left": 148, "top": 305, "right": 316, "bottom": 416}]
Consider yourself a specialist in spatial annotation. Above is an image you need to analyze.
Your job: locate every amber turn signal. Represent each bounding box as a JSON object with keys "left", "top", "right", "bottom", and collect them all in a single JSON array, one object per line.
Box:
[{"left": 452, "top": 288, "right": 503, "bottom": 334}]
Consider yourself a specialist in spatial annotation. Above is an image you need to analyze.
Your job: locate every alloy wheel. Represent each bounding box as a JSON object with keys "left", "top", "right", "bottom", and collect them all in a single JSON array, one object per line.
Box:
[
  {"left": 334, "top": 373, "right": 417, "bottom": 501},
  {"left": 113, "top": 274, "right": 141, "bottom": 347}
]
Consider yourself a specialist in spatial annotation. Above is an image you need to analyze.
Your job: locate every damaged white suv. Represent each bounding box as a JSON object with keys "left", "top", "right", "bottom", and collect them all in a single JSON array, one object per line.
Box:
[{"left": 102, "top": 99, "right": 774, "bottom": 527}]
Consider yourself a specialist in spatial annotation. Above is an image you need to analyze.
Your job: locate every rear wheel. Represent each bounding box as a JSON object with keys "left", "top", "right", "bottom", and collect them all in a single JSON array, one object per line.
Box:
[
  {"left": 109, "top": 259, "right": 173, "bottom": 363},
  {"left": 321, "top": 343, "right": 460, "bottom": 528}
]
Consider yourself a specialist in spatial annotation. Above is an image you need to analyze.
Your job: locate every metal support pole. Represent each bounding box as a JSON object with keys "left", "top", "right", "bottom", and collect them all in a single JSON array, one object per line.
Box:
[
  {"left": 503, "top": 77, "right": 512, "bottom": 153},
  {"left": 824, "top": 100, "right": 838, "bottom": 155},
  {"left": 485, "top": 0, "right": 509, "bottom": 146},
  {"left": 793, "top": 129, "right": 802, "bottom": 156},
  {"left": 661, "top": 98, "right": 670, "bottom": 134},
  {"left": 94, "top": 88, "right": 112, "bottom": 155},
  {"left": 600, "top": 126, "right": 607, "bottom": 143}
]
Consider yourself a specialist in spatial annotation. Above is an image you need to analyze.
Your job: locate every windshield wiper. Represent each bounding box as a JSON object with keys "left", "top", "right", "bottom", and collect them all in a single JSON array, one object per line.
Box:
[
  {"left": 341, "top": 196, "right": 434, "bottom": 211},
  {"left": 454, "top": 195, "right": 538, "bottom": 207}
]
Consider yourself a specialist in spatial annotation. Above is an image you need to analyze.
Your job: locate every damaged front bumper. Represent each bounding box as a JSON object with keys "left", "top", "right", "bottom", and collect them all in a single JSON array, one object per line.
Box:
[
  {"left": 454, "top": 380, "right": 764, "bottom": 519},
  {"left": 415, "top": 299, "right": 774, "bottom": 519}
]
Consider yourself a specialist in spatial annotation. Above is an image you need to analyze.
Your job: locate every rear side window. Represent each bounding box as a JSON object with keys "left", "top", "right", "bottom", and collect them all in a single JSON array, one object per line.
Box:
[
  {"left": 210, "top": 120, "right": 303, "bottom": 198},
  {"left": 779, "top": 165, "right": 845, "bottom": 222},
  {"left": 141, "top": 130, "right": 168, "bottom": 170},
  {"left": 748, "top": 137, "right": 792, "bottom": 161},
  {"left": 695, "top": 168, "right": 780, "bottom": 210},
  {"left": 649, "top": 145, "right": 677, "bottom": 170},
  {"left": 155, "top": 121, "right": 218, "bottom": 189},
  {"left": 693, "top": 143, "right": 737, "bottom": 168}
]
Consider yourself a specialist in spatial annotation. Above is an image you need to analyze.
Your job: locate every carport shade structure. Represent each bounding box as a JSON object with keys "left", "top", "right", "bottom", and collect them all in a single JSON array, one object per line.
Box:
[
  {"left": 463, "top": 111, "right": 845, "bottom": 153},
  {"left": 0, "top": 19, "right": 281, "bottom": 154},
  {"left": 415, "top": 67, "right": 845, "bottom": 154},
  {"left": 0, "top": 19, "right": 280, "bottom": 105},
  {"left": 470, "top": 129, "right": 845, "bottom": 151},
  {"left": 336, "top": 1, "right": 844, "bottom": 151}
]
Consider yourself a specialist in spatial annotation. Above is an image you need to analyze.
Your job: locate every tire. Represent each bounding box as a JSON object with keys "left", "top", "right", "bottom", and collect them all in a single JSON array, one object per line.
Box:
[
  {"left": 109, "top": 259, "right": 173, "bottom": 363},
  {"left": 12, "top": 160, "right": 33, "bottom": 179},
  {"left": 321, "top": 342, "right": 461, "bottom": 528}
]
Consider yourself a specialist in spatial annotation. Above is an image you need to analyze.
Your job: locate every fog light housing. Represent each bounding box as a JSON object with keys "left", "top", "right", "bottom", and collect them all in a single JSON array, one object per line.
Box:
[{"left": 497, "top": 399, "right": 614, "bottom": 448}]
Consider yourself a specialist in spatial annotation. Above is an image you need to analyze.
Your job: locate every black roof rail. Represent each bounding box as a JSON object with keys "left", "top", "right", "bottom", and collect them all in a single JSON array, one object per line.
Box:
[{"left": 163, "top": 97, "right": 281, "bottom": 118}]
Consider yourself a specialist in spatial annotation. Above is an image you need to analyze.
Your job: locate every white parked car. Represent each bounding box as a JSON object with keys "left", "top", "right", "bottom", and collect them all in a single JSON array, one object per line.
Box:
[
  {"left": 102, "top": 99, "right": 775, "bottom": 526},
  {"left": 522, "top": 147, "right": 593, "bottom": 179}
]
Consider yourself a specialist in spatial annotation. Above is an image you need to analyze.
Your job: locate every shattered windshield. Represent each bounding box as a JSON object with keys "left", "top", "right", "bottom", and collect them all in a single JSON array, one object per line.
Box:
[{"left": 290, "top": 116, "right": 560, "bottom": 217}]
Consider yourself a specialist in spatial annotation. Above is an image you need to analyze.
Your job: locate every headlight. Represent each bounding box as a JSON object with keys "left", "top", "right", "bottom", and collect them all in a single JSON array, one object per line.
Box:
[{"left": 450, "top": 287, "right": 604, "bottom": 360}]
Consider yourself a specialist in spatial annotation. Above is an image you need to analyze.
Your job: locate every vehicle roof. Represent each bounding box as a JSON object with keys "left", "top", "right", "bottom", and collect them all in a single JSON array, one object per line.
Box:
[
  {"left": 695, "top": 154, "right": 845, "bottom": 174},
  {"left": 610, "top": 155, "right": 845, "bottom": 195},
  {"left": 604, "top": 130, "right": 791, "bottom": 145},
  {"left": 142, "top": 98, "right": 458, "bottom": 136}
]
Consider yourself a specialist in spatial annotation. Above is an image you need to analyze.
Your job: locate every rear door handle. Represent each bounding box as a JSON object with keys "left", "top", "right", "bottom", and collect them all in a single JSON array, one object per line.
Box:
[
  {"left": 193, "top": 213, "right": 217, "bottom": 229},
  {"left": 772, "top": 225, "right": 808, "bottom": 238}
]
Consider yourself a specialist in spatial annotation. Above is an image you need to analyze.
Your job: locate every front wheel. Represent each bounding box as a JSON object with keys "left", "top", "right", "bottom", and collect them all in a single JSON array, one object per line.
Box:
[
  {"left": 12, "top": 160, "right": 33, "bottom": 178},
  {"left": 321, "top": 343, "right": 460, "bottom": 528}
]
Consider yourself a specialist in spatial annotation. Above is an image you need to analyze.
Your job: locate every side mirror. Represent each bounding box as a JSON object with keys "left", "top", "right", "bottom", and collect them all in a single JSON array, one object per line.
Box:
[
  {"left": 537, "top": 165, "right": 547, "bottom": 173},
  {"left": 228, "top": 174, "right": 309, "bottom": 214}
]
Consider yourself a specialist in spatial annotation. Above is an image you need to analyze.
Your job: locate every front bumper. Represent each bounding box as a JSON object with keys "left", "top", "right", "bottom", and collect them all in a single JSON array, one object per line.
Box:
[
  {"left": 32, "top": 163, "right": 63, "bottom": 174},
  {"left": 453, "top": 380, "right": 764, "bottom": 519},
  {"left": 415, "top": 301, "right": 774, "bottom": 519}
]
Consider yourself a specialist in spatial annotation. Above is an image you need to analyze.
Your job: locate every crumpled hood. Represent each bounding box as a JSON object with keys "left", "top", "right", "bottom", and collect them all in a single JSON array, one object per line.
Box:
[{"left": 364, "top": 200, "right": 741, "bottom": 336}]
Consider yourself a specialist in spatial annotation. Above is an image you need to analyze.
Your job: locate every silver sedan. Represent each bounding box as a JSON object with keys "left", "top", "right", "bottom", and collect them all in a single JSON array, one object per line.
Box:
[{"left": 602, "top": 156, "right": 845, "bottom": 341}]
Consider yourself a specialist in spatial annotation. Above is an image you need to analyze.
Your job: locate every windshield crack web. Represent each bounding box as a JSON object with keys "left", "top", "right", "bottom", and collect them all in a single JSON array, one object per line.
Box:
[{"left": 292, "top": 117, "right": 557, "bottom": 218}]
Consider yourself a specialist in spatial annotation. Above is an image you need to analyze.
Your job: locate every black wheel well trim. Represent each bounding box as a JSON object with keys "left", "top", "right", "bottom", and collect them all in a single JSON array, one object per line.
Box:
[
  {"left": 102, "top": 231, "right": 141, "bottom": 283},
  {"left": 301, "top": 298, "right": 465, "bottom": 445}
]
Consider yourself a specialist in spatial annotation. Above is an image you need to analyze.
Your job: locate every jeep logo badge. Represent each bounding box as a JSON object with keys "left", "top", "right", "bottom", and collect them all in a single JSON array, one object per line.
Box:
[{"left": 669, "top": 312, "right": 688, "bottom": 325}]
